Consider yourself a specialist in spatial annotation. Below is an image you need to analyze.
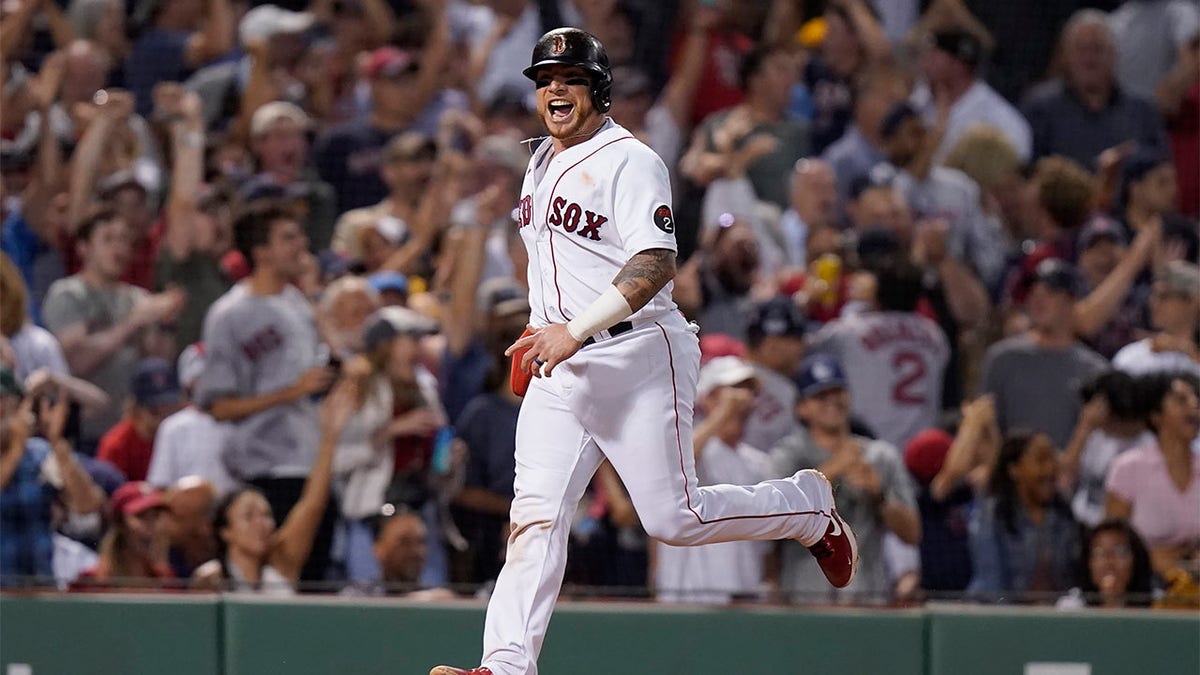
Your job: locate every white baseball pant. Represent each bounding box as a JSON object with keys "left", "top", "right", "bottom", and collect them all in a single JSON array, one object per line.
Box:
[{"left": 480, "top": 312, "right": 832, "bottom": 675}]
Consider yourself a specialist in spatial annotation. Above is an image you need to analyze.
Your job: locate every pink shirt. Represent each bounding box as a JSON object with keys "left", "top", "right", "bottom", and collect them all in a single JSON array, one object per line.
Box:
[{"left": 1106, "top": 444, "right": 1200, "bottom": 548}]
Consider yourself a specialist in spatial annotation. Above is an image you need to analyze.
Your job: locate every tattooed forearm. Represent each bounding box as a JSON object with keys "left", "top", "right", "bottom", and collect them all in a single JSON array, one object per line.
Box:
[{"left": 613, "top": 248, "right": 676, "bottom": 311}]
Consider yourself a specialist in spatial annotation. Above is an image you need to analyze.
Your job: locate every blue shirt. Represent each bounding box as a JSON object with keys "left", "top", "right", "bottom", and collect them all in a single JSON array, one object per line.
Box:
[
  {"left": 1, "top": 212, "right": 63, "bottom": 325},
  {"left": 126, "top": 29, "right": 192, "bottom": 116},
  {"left": 440, "top": 339, "right": 493, "bottom": 426},
  {"left": 0, "top": 438, "right": 56, "bottom": 587},
  {"left": 967, "top": 495, "right": 1079, "bottom": 599}
]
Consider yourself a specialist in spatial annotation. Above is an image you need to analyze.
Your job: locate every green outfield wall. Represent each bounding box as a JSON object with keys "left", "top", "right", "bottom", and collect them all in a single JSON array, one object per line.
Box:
[{"left": 1, "top": 595, "right": 1196, "bottom": 675}]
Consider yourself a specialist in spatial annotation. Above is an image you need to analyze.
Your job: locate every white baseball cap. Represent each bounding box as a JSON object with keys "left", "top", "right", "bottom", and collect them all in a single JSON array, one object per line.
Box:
[
  {"left": 697, "top": 356, "right": 757, "bottom": 398},
  {"left": 249, "top": 101, "right": 311, "bottom": 138},
  {"left": 239, "top": 5, "right": 314, "bottom": 45},
  {"left": 177, "top": 343, "right": 207, "bottom": 390}
]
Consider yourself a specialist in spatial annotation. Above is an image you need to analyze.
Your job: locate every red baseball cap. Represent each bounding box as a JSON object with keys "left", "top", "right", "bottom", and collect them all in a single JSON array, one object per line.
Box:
[
  {"left": 904, "top": 428, "right": 955, "bottom": 484},
  {"left": 699, "top": 333, "right": 746, "bottom": 366},
  {"left": 365, "top": 47, "right": 418, "bottom": 80},
  {"left": 110, "top": 482, "right": 166, "bottom": 517}
]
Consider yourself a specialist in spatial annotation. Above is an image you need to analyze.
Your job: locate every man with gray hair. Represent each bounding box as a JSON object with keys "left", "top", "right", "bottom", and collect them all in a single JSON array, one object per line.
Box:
[
  {"left": 1021, "top": 9, "right": 1168, "bottom": 168},
  {"left": 1113, "top": 261, "right": 1200, "bottom": 377}
]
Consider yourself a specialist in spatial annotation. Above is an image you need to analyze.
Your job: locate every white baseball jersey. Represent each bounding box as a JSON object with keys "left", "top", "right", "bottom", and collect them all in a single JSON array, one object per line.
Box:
[
  {"left": 516, "top": 118, "right": 679, "bottom": 327},
  {"left": 808, "top": 311, "right": 949, "bottom": 448}
]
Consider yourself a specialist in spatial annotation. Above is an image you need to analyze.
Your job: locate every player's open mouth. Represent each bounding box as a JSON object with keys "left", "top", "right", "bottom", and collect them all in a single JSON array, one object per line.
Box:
[{"left": 548, "top": 100, "right": 574, "bottom": 121}]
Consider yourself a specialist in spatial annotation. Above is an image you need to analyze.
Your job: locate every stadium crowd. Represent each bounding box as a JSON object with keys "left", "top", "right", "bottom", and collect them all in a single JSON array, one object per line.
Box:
[{"left": 0, "top": 0, "right": 1198, "bottom": 609}]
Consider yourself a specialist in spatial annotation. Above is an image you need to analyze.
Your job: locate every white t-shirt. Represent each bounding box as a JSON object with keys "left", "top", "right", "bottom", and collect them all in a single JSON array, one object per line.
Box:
[
  {"left": 1112, "top": 338, "right": 1200, "bottom": 378},
  {"left": 655, "top": 438, "right": 772, "bottom": 603},
  {"left": 9, "top": 323, "right": 69, "bottom": 382},
  {"left": 808, "top": 311, "right": 950, "bottom": 448},
  {"left": 147, "top": 406, "right": 236, "bottom": 496},
  {"left": 914, "top": 80, "right": 1032, "bottom": 163},
  {"left": 1071, "top": 429, "right": 1155, "bottom": 528},
  {"left": 518, "top": 118, "right": 678, "bottom": 327}
]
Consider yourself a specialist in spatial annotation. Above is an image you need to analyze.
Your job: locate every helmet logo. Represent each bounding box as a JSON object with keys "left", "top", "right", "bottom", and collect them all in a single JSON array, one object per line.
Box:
[{"left": 551, "top": 34, "right": 566, "bottom": 56}]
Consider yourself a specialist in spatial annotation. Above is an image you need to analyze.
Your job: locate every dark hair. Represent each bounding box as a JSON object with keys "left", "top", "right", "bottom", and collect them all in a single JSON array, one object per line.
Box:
[
  {"left": 987, "top": 430, "right": 1069, "bottom": 535},
  {"left": 233, "top": 202, "right": 295, "bottom": 272},
  {"left": 1135, "top": 371, "right": 1200, "bottom": 433},
  {"left": 1031, "top": 156, "right": 1094, "bottom": 231},
  {"left": 872, "top": 257, "right": 924, "bottom": 313},
  {"left": 75, "top": 204, "right": 122, "bottom": 243},
  {"left": 1079, "top": 370, "right": 1140, "bottom": 422},
  {"left": 1077, "top": 519, "right": 1153, "bottom": 607},
  {"left": 738, "top": 43, "right": 788, "bottom": 92},
  {"left": 212, "top": 487, "right": 272, "bottom": 578}
]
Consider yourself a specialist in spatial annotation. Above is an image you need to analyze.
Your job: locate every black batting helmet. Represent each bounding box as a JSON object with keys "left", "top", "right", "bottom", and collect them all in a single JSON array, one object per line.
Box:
[{"left": 523, "top": 28, "right": 613, "bottom": 113}]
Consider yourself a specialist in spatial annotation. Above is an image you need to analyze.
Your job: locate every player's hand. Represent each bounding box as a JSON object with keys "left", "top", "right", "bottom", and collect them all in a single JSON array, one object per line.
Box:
[{"left": 505, "top": 323, "right": 581, "bottom": 378}]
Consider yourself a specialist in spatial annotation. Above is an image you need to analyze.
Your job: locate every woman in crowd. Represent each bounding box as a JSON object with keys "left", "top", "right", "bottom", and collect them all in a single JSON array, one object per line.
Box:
[
  {"left": 192, "top": 380, "right": 356, "bottom": 594},
  {"left": 1106, "top": 372, "right": 1200, "bottom": 581},
  {"left": 1059, "top": 518, "right": 1154, "bottom": 609},
  {"left": 73, "top": 481, "right": 173, "bottom": 589},
  {"left": 968, "top": 431, "right": 1079, "bottom": 601}
]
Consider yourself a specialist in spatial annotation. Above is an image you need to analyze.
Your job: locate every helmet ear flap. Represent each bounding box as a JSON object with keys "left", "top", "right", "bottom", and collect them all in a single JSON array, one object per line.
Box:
[{"left": 592, "top": 72, "right": 612, "bottom": 113}]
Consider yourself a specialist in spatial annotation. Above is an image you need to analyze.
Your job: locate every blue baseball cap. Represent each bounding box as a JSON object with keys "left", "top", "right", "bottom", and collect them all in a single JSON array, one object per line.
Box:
[
  {"left": 794, "top": 353, "right": 849, "bottom": 399},
  {"left": 368, "top": 271, "right": 409, "bottom": 295},
  {"left": 131, "top": 358, "right": 183, "bottom": 408},
  {"left": 747, "top": 296, "right": 808, "bottom": 341}
]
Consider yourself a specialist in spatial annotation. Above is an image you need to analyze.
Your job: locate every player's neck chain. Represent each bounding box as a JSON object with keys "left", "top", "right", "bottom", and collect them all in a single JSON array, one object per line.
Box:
[{"left": 521, "top": 116, "right": 610, "bottom": 154}]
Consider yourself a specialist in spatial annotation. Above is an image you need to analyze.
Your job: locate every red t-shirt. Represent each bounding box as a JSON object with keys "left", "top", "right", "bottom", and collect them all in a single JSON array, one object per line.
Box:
[
  {"left": 1168, "top": 82, "right": 1199, "bottom": 218},
  {"left": 96, "top": 418, "right": 155, "bottom": 482},
  {"left": 670, "top": 29, "right": 752, "bottom": 127}
]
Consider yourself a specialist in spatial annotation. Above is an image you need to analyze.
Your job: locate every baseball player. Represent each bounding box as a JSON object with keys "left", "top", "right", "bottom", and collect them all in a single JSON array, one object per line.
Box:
[{"left": 430, "top": 29, "right": 858, "bottom": 675}]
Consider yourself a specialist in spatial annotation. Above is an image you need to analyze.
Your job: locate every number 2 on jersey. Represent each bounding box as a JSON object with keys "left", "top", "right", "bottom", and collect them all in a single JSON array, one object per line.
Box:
[{"left": 891, "top": 351, "right": 927, "bottom": 405}]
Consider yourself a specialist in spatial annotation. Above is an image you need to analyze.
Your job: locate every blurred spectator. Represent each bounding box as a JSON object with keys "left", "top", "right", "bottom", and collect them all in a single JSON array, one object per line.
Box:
[
  {"left": 314, "top": 16, "right": 454, "bottom": 214},
  {"left": 163, "top": 475, "right": 217, "bottom": 578},
  {"left": 369, "top": 272, "right": 409, "bottom": 308},
  {"left": 447, "top": 133, "right": 527, "bottom": 284},
  {"left": 451, "top": 359, "right": 520, "bottom": 585},
  {"left": 1114, "top": 148, "right": 1198, "bottom": 261},
  {"left": 777, "top": 159, "right": 838, "bottom": 273},
  {"left": 153, "top": 85, "right": 233, "bottom": 351},
  {"left": 68, "top": 0, "right": 129, "bottom": 75},
  {"left": 1022, "top": 10, "right": 1168, "bottom": 169},
  {"left": 317, "top": 275, "right": 380, "bottom": 361},
  {"left": 192, "top": 381, "right": 355, "bottom": 593},
  {"left": 692, "top": 43, "right": 810, "bottom": 209},
  {"left": 1, "top": 55, "right": 67, "bottom": 321},
  {"left": 1, "top": 378, "right": 105, "bottom": 587},
  {"left": 1157, "top": 32, "right": 1199, "bottom": 217},
  {"left": 802, "top": 0, "right": 892, "bottom": 153},
  {"left": 1105, "top": 372, "right": 1200, "bottom": 580},
  {"left": 1071, "top": 216, "right": 1153, "bottom": 359},
  {"left": 1112, "top": 261, "right": 1200, "bottom": 377},
  {"left": 194, "top": 202, "right": 335, "bottom": 582},
  {"left": 246, "top": 102, "right": 337, "bottom": 252},
  {"left": 982, "top": 259, "right": 1107, "bottom": 448},
  {"left": 332, "top": 307, "right": 437, "bottom": 583},
  {"left": 469, "top": 0, "right": 583, "bottom": 110},
  {"left": 656, "top": 357, "right": 770, "bottom": 603},
  {"left": 146, "top": 343, "right": 235, "bottom": 495},
  {"left": 771, "top": 353, "right": 920, "bottom": 604},
  {"left": 74, "top": 481, "right": 174, "bottom": 588},
  {"left": 905, "top": 397, "right": 999, "bottom": 593},
  {"left": 913, "top": 27, "right": 1031, "bottom": 163},
  {"left": 125, "top": 0, "right": 234, "bottom": 115},
  {"left": 1005, "top": 157, "right": 1095, "bottom": 308},
  {"left": 674, "top": 216, "right": 760, "bottom": 341},
  {"left": 739, "top": 296, "right": 806, "bottom": 453},
  {"left": 1060, "top": 370, "right": 1152, "bottom": 529},
  {"left": 440, "top": 221, "right": 529, "bottom": 425},
  {"left": 41, "top": 207, "right": 185, "bottom": 452},
  {"left": 97, "top": 358, "right": 184, "bottom": 481},
  {"left": 65, "top": 86, "right": 164, "bottom": 291},
  {"left": 1058, "top": 518, "right": 1154, "bottom": 609},
  {"left": 968, "top": 431, "right": 1078, "bottom": 601},
  {"left": 1109, "top": 0, "right": 1200, "bottom": 102},
  {"left": 821, "top": 65, "right": 909, "bottom": 203},
  {"left": 943, "top": 124, "right": 1035, "bottom": 277},
  {"left": 879, "top": 102, "right": 1007, "bottom": 291},
  {"left": 370, "top": 505, "right": 454, "bottom": 598},
  {"left": 1, "top": 253, "right": 67, "bottom": 381},
  {"left": 184, "top": 4, "right": 312, "bottom": 132},
  {"left": 807, "top": 259, "right": 949, "bottom": 448}
]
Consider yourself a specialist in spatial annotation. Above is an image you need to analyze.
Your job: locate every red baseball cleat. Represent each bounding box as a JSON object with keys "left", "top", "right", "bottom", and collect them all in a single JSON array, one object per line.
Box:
[
  {"left": 429, "top": 667, "right": 493, "bottom": 675},
  {"left": 807, "top": 507, "right": 859, "bottom": 588}
]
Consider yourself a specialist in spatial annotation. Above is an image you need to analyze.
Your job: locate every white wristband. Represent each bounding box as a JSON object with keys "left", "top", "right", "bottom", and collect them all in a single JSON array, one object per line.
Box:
[{"left": 566, "top": 285, "right": 633, "bottom": 342}]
